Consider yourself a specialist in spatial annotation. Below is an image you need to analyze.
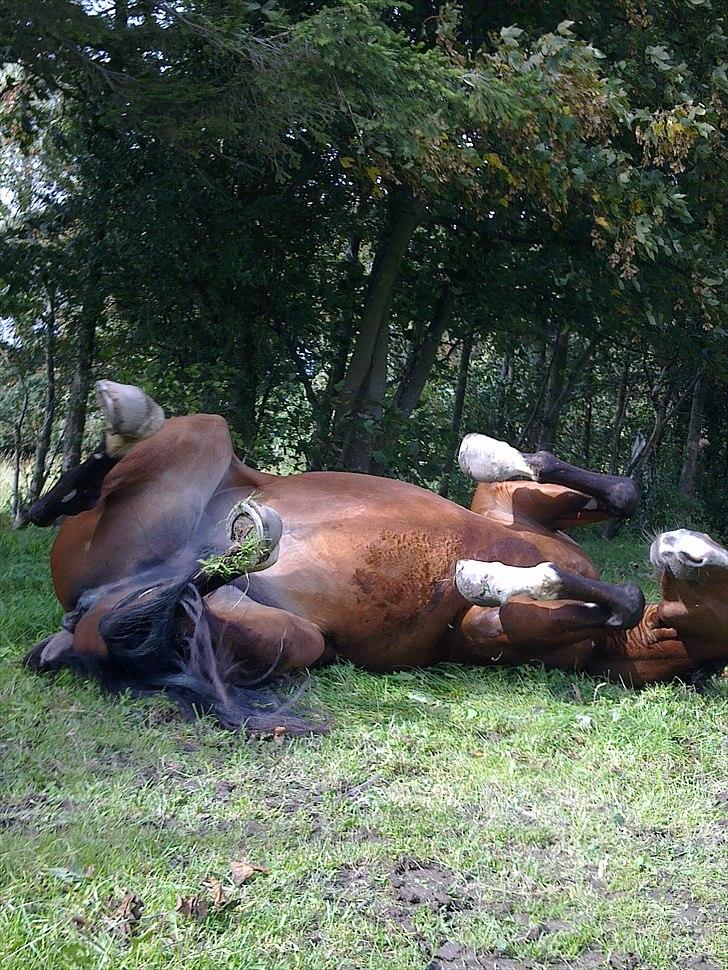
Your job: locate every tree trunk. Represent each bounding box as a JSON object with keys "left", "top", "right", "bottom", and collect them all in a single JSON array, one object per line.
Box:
[
  {"left": 580, "top": 363, "right": 593, "bottom": 466},
  {"left": 494, "top": 349, "right": 513, "bottom": 437},
  {"left": 11, "top": 426, "right": 22, "bottom": 520},
  {"left": 392, "top": 283, "right": 453, "bottom": 418},
  {"left": 608, "top": 353, "right": 631, "bottom": 475},
  {"left": 340, "top": 310, "right": 390, "bottom": 473},
  {"left": 536, "top": 327, "right": 569, "bottom": 452},
  {"left": 439, "top": 329, "right": 473, "bottom": 498},
  {"left": 333, "top": 187, "right": 422, "bottom": 467},
  {"left": 370, "top": 282, "right": 454, "bottom": 475},
  {"left": 604, "top": 366, "right": 690, "bottom": 539},
  {"left": 678, "top": 369, "right": 707, "bottom": 499},
  {"left": 62, "top": 311, "right": 97, "bottom": 471},
  {"left": 27, "top": 297, "right": 56, "bottom": 505}
]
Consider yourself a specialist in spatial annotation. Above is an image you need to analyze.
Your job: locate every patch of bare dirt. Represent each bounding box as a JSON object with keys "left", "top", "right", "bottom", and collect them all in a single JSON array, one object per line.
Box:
[
  {"left": 681, "top": 958, "right": 721, "bottom": 970},
  {"left": 0, "top": 793, "right": 48, "bottom": 831},
  {"left": 327, "top": 856, "right": 478, "bottom": 940},
  {"left": 390, "top": 857, "right": 474, "bottom": 913},
  {"left": 428, "top": 943, "right": 534, "bottom": 970}
]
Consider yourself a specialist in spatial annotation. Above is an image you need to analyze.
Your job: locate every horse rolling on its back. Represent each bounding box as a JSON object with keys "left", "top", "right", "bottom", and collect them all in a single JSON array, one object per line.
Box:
[{"left": 25, "top": 381, "right": 728, "bottom": 732}]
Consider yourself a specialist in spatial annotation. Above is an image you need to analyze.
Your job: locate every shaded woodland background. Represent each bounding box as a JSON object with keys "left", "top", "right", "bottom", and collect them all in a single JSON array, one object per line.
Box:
[{"left": 1, "top": 0, "right": 726, "bottom": 532}]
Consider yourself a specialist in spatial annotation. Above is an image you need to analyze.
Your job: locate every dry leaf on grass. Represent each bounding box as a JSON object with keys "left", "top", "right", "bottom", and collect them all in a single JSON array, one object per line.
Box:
[
  {"left": 230, "top": 860, "right": 269, "bottom": 886},
  {"left": 273, "top": 726, "right": 286, "bottom": 746},
  {"left": 204, "top": 876, "right": 227, "bottom": 908},
  {"left": 175, "top": 895, "right": 209, "bottom": 920},
  {"left": 103, "top": 892, "right": 144, "bottom": 940}
]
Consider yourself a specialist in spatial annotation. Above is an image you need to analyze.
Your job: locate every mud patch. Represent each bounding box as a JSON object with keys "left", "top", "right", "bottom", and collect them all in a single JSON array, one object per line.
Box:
[
  {"left": 428, "top": 944, "right": 661, "bottom": 970},
  {"left": 428, "top": 942, "right": 534, "bottom": 969},
  {"left": 683, "top": 958, "right": 722, "bottom": 970},
  {"left": 327, "top": 857, "right": 477, "bottom": 937},
  {"left": 389, "top": 857, "right": 472, "bottom": 913}
]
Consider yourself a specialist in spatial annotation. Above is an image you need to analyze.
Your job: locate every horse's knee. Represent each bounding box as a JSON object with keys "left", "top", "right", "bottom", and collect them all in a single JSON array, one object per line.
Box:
[{"left": 281, "top": 622, "right": 326, "bottom": 671}]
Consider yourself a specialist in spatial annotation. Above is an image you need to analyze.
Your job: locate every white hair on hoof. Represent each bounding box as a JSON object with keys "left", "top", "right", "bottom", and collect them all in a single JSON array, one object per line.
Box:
[
  {"left": 95, "top": 380, "right": 166, "bottom": 456},
  {"left": 458, "top": 433, "right": 536, "bottom": 483},
  {"left": 455, "top": 559, "right": 561, "bottom": 607},
  {"left": 650, "top": 529, "right": 728, "bottom": 574}
]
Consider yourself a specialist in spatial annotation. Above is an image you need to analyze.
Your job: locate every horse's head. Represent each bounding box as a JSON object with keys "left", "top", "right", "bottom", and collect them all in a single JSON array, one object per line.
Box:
[{"left": 650, "top": 529, "right": 728, "bottom": 657}]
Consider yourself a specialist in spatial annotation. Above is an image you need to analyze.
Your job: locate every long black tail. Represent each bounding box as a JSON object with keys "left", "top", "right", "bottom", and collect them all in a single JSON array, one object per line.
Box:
[{"left": 30, "top": 575, "right": 328, "bottom": 735}]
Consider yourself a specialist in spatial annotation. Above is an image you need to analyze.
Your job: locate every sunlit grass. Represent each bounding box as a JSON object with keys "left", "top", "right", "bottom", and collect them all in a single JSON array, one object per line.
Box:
[{"left": 1, "top": 521, "right": 726, "bottom": 969}]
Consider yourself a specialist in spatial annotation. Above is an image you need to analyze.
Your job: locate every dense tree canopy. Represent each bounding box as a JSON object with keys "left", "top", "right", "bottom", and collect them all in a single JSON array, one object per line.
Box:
[{"left": 1, "top": 0, "right": 726, "bottom": 531}]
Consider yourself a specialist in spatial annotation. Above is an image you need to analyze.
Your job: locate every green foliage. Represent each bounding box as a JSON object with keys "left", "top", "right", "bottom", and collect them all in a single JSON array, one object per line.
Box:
[
  {"left": 197, "top": 533, "right": 268, "bottom": 581},
  {"left": 0, "top": 0, "right": 726, "bottom": 527}
]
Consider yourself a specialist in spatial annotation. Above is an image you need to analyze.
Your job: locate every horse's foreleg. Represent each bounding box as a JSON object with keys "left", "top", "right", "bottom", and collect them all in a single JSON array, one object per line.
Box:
[
  {"left": 27, "top": 381, "right": 165, "bottom": 526},
  {"left": 459, "top": 434, "right": 638, "bottom": 520},
  {"left": 204, "top": 586, "right": 327, "bottom": 682}
]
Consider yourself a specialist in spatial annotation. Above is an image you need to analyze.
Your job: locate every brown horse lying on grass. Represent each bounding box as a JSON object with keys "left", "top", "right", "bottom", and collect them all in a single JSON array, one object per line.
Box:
[{"left": 26, "top": 381, "right": 728, "bottom": 733}]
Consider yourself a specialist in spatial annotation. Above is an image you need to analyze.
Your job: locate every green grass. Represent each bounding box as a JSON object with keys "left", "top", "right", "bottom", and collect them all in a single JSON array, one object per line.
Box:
[{"left": 1, "top": 521, "right": 726, "bottom": 970}]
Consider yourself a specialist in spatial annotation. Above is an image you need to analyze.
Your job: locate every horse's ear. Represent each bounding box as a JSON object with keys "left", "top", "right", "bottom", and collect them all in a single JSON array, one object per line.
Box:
[{"left": 95, "top": 380, "right": 165, "bottom": 456}]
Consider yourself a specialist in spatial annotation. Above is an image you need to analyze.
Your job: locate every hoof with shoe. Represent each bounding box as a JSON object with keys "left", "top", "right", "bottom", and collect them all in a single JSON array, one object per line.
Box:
[
  {"left": 195, "top": 499, "right": 284, "bottom": 589},
  {"left": 458, "top": 433, "right": 536, "bottom": 483},
  {"left": 226, "top": 498, "right": 283, "bottom": 572},
  {"left": 95, "top": 380, "right": 165, "bottom": 456}
]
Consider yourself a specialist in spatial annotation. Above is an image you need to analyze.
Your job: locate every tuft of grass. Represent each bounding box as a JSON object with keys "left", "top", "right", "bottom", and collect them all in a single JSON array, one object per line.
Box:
[
  {"left": 196, "top": 533, "right": 267, "bottom": 582},
  {"left": 1, "top": 522, "right": 726, "bottom": 970}
]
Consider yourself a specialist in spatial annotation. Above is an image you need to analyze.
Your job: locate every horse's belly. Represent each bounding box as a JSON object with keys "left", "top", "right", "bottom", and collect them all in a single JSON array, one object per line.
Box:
[{"left": 255, "top": 527, "right": 468, "bottom": 670}]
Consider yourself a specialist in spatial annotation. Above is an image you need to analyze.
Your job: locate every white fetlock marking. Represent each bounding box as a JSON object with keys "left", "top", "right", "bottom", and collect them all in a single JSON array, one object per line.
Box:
[
  {"left": 458, "top": 433, "right": 536, "bottom": 483},
  {"left": 455, "top": 559, "right": 561, "bottom": 606}
]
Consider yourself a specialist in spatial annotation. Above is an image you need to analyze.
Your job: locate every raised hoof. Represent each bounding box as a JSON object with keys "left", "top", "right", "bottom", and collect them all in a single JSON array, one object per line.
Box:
[
  {"left": 607, "top": 582, "right": 645, "bottom": 629},
  {"left": 458, "top": 434, "right": 537, "bottom": 483},
  {"left": 95, "top": 380, "right": 165, "bottom": 454}
]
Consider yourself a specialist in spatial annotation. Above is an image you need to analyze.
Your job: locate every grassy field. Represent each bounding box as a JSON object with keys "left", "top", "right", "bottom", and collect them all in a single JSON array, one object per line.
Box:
[{"left": 0, "top": 521, "right": 726, "bottom": 970}]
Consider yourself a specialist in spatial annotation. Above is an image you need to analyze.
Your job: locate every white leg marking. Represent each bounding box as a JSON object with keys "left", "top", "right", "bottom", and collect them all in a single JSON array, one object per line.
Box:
[
  {"left": 455, "top": 559, "right": 561, "bottom": 607},
  {"left": 458, "top": 433, "right": 536, "bottom": 483}
]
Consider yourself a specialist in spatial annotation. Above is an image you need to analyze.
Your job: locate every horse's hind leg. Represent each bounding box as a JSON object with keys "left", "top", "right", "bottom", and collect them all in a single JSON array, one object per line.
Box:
[
  {"left": 453, "top": 601, "right": 602, "bottom": 670},
  {"left": 459, "top": 434, "right": 638, "bottom": 520},
  {"left": 455, "top": 557, "right": 645, "bottom": 629},
  {"left": 452, "top": 559, "right": 645, "bottom": 673}
]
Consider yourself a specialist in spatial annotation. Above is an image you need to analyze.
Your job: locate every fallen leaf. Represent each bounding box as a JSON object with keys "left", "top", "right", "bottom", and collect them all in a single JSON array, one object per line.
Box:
[
  {"left": 103, "top": 892, "right": 144, "bottom": 940},
  {"left": 273, "top": 726, "right": 286, "bottom": 747},
  {"left": 175, "top": 895, "right": 208, "bottom": 920},
  {"left": 205, "top": 877, "right": 226, "bottom": 908},
  {"left": 230, "top": 860, "right": 269, "bottom": 886}
]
